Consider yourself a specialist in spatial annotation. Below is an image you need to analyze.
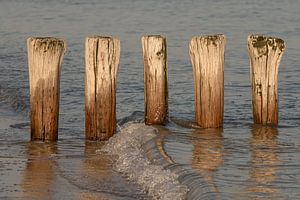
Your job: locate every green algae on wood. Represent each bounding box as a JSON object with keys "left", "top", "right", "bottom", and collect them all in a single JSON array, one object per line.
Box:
[{"left": 247, "top": 35, "right": 285, "bottom": 125}]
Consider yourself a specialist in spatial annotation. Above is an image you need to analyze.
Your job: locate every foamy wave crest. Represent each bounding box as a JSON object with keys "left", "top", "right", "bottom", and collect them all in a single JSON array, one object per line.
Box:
[{"left": 102, "top": 122, "right": 188, "bottom": 200}]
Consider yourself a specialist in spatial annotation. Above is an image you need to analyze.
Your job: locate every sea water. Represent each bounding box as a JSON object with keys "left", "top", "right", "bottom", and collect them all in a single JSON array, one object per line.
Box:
[{"left": 1, "top": 0, "right": 300, "bottom": 199}]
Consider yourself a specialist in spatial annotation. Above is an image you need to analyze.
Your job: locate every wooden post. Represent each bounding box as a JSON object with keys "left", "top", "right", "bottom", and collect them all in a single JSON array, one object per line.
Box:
[
  {"left": 27, "top": 37, "right": 66, "bottom": 141},
  {"left": 247, "top": 35, "right": 285, "bottom": 125},
  {"left": 141, "top": 35, "right": 168, "bottom": 125},
  {"left": 85, "top": 36, "right": 120, "bottom": 140},
  {"left": 189, "top": 35, "right": 226, "bottom": 128}
]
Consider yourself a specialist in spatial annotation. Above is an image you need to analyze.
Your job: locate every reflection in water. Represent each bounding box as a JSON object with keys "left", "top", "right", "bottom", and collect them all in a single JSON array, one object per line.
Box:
[
  {"left": 79, "top": 141, "right": 113, "bottom": 200},
  {"left": 248, "top": 125, "right": 282, "bottom": 199},
  {"left": 152, "top": 125, "right": 175, "bottom": 165},
  {"left": 191, "top": 128, "right": 224, "bottom": 194},
  {"left": 20, "top": 142, "right": 57, "bottom": 200},
  {"left": 82, "top": 141, "right": 111, "bottom": 180}
]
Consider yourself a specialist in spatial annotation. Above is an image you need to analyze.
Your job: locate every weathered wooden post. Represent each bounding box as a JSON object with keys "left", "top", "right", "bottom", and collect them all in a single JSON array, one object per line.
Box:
[
  {"left": 247, "top": 35, "right": 285, "bottom": 125},
  {"left": 85, "top": 36, "right": 120, "bottom": 140},
  {"left": 27, "top": 37, "right": 66, "bottom": 141},
  {"left": 141, "top": 35, "right": 168, "bottom": 125},
  {"left": 189, "top": 35, "right": 226, "bottom": 128}
]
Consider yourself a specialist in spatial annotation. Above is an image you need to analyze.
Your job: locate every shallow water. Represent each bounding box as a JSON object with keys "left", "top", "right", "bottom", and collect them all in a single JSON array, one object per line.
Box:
[{"left": 1, "top": 0, "right": 300, "bottom": 199}]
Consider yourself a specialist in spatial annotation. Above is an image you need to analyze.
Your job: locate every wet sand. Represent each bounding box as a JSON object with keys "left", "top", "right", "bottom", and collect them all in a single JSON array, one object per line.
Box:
[
  {"left": 0, "top": 104, "right": 148, "bottom": 200},
  {"left": 0, "top": 140, "right": 149, "bottom": 200}
]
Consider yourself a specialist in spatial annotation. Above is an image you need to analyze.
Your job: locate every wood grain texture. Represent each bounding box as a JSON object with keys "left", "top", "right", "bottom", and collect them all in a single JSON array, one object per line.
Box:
[
  {"left": 189, "top": 35, "right": 226, "bottom": 128},
  {"left": 142, "top": 35, "right": 168, "bottom": 125},
  {"left": 27, "top": 37, "right": 66, "bottom": 141},
  {"left": 247, "top": 35, "right": 285, "bottom": 125},
  {"left": 85, "top": 36, "right": 120, "bottom": 140}
]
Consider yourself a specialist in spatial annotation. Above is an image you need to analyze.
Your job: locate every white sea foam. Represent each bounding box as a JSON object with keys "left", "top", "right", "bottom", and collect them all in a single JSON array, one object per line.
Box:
[{"left": 102, "top": 122, "right": 188, "bottom": 200}]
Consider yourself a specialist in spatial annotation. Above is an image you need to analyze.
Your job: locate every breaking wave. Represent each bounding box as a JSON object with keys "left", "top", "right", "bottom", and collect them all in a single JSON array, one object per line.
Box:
[{"left": 102, "top": 122, "right": 188, "bottom": 200}]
